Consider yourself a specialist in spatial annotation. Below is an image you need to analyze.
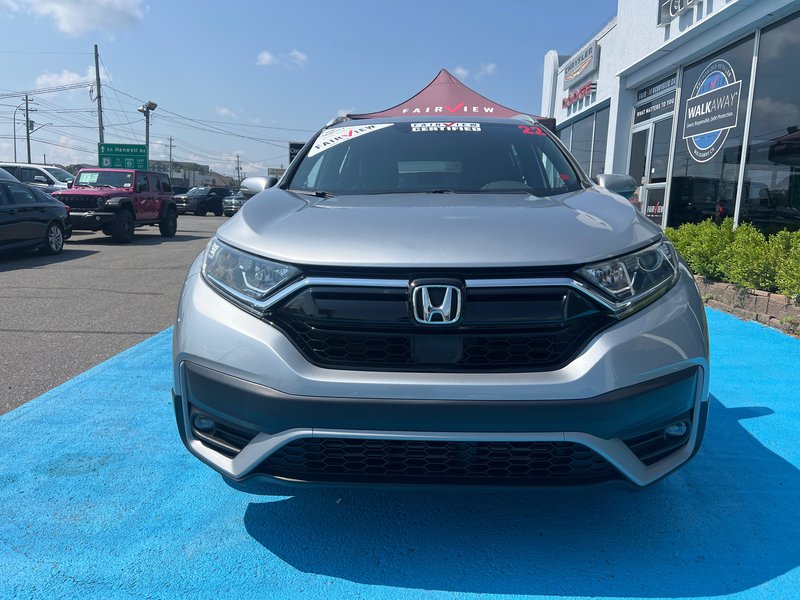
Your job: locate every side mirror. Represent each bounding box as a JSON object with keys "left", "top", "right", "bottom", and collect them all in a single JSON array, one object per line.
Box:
[
  {"left": 239, "top": 176, "right": 279, "bottom": 198},
  {"left": 67, "top": 179, "right": 74, "bottom": 189},
  {"left": 34, "top": 175, "right": 48, "bottom": 184},
  {"left": 594, "top": 174, "right": 638, "bottom": 200}
]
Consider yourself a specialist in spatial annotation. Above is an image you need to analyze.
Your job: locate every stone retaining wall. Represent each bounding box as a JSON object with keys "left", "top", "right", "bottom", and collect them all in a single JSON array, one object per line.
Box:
[{"left": 693, "top": 276, "right": 800, "bottom": 336}]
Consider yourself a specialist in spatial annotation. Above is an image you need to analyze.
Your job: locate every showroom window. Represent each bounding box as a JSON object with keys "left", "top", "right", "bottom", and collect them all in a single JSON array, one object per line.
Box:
[
  {"left": 666, "top": 35, "right": 755, "bottom": 228},
  {"left": 557, "top": 105, "right": 610, "bottom": 177},
  {"left": 740, "top": 13, "right": 800, "bottom": 234}
]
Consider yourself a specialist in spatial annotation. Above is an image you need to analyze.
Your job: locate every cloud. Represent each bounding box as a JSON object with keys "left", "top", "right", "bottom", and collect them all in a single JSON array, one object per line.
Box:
[
  {"left": 215, "top": 106, "right": 237, "bottom": 119},
  {"left": 19, "top": 0, "right": 143, "bottom": 36},
  {"left": 1, "top": 0, "right": 20, "bottom": 12},
  {"left": 256, "top": 48, "right": 309, "bottom": 69},
  {"left": 452, "top": 66, "right": 470, "bottom": 81},
  {"left": 289, "top": 49, "right": 308, "bottom": 68},
  {"left": 475, "top": 63, "right": 497, "bottom": 80},
  {"left": 256, "top": 50, "right": 278, "bottom": 66},
  {"left": 35, "top": 66, "right": 95, "bottom": 89}
]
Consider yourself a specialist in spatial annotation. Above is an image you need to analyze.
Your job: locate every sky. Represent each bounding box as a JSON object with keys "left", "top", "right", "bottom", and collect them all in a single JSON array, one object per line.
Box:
[{"left": 0, "top": 0, "right": 618, "bottom": 179}]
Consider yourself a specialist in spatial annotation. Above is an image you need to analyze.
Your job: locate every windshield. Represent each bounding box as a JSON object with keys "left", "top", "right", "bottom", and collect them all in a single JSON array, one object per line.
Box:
[
  {"left": 44, "top": 167, "right": 74, "bottom": 183},
  {"left": 286, "top": 121, "right": 583, "bottom": 196},
  {"left": 187, "top": 187, "right": 210, "bottom": 196},
  {"left": 75, "top": 170, "right": 133, "bottom": 188}
]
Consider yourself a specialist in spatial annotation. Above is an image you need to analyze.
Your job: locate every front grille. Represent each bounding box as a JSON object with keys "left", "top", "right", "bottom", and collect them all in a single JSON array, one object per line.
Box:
[
  {"left": 259, "top": 438, "right": 619, "bottom": 485},
  {"left": 56, "top": 194, "right": 102, "bottom": 210},
  {"left": 267, "top": 284, "right": 614, "bottom": 372}
]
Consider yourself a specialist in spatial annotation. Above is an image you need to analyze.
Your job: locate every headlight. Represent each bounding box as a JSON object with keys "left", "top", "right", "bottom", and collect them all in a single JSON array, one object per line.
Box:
[
  {"left": 202, "top": 238, "right": 300, "bottom": 312},
  {"left": 578, "top": 240, "right": 679, "bottom": 312}
]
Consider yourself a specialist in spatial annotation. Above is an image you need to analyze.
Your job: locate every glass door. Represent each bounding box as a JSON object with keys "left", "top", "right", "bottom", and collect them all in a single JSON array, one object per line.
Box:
[{"left": 628, "top": 116, "right": 674, "bottom": 226}]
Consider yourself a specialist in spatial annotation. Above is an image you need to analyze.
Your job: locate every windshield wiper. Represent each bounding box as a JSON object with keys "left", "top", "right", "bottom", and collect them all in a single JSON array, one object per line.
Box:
[
  {"left": 289, "top": 189, "right": 336, "bottom": 199},
  {"left": 429, "top": 189, "right": 456, "bottom": 194}
]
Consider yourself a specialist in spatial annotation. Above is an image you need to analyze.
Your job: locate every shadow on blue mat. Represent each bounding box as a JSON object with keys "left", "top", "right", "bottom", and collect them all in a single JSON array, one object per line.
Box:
[{"left": 241, "top": 396, "right": 798, "bottom": 597}]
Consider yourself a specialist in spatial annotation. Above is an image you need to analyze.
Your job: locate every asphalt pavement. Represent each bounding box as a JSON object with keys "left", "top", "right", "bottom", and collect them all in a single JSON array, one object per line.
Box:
[
  {"left": 0, "top": 215, "right": 220, "bottom": 415},
  {"left": 2, "top": 309, "right": 799, "bottom": 599}
]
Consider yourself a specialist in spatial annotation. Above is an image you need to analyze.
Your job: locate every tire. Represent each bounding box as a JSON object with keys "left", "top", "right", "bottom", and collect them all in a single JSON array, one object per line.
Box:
[
  {"left": 101, "top": 226, "right": 112, "bottom": 236},
  {"left": 214, "top": 208, "right": 223, "bottom": 217},
  {"left": 194, "top": 202, "right": 208, "bottom": 217},
  {"left": 110, "top": 210, "right": 135, "bottom": 243},
  {"left": 39, "top": 222, "right": 64, "bottom": 255},
  {"left": 159, "top": 207, "right": 178, "bottom": 237}
]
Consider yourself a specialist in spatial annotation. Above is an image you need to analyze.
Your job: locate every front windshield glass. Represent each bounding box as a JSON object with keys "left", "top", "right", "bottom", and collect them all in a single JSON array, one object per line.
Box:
[
  {"left": 75, "top": 170, "right": 133, "bottom": 188},
  {"left": 286, "top": 121, "right": 583, "bottom": 196},
  {"left": 44, "top": 167, "right": 74, "bottom": 183},
  {"left": 187, "top": 187, "right": 209, "bottom": 196}
]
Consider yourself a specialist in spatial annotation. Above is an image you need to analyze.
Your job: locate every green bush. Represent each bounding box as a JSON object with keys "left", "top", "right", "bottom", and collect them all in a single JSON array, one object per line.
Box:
[
  {"left": 666, "top": 219, "right": 800, "bottom": 300},
  {"left": 724, "top": 223, "right": 775, "bottom": 291},
  {"left": 772, "top": 230, "right": 800, "bottom": 301},
  {"left": 665, "top": 218, "right": 733, "bottom": 279}
]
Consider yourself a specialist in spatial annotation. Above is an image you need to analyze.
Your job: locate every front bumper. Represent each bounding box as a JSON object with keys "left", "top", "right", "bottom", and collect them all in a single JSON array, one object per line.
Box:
[
  {"left": 69, "top": 211, "right": 116, "bottom": 231},
  {"left": 173, "top": 263, "right": 710, "bottom": 488}
]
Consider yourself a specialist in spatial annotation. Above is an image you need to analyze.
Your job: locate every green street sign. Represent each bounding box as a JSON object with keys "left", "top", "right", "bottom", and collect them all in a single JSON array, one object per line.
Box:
[{"left": 98, "top": 143, "right": 148, "bottom": 170}]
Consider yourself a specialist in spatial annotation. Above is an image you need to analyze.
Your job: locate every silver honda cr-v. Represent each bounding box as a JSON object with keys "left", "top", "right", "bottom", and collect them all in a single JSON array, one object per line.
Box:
[{"left": 173, "top": 117, "right": 709, "bottom": 488}]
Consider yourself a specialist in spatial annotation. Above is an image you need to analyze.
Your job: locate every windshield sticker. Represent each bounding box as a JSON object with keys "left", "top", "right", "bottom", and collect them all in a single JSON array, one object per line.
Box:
[
  {"left": 518, "top": 125, "right": 547, "bottom": 136},
  {"left": 308, "top": 123, "right": 394, "bottom": 157},
  {"left": 411, "top": 122, "right": 481, "bottom": 132},
  {"left": 79, "top": 172, "right": 99, "bottom": 183}
]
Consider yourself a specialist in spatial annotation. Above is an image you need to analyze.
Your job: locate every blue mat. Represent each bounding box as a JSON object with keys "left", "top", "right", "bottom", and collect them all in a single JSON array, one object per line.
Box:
[{"left": 2, "top": 309, "right": 799, "bottom": 599}]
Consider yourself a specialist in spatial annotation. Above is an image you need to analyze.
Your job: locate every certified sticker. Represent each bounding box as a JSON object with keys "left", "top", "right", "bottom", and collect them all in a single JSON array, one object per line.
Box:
[
  {"left": 308, "top": 123, "right": 393, "bottom": 157},
  {"left": 410, "top": 122, "right": 481, "bottom": 132}
]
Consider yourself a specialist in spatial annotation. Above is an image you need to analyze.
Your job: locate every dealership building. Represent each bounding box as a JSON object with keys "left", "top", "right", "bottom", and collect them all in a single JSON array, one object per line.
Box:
[{"left": 541, "top": 0, "right": 800, "bottom": 233}]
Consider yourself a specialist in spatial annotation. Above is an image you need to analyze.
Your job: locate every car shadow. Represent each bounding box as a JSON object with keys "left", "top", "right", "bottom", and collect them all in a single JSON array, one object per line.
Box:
[
  {"left": 241, "top": 396, "right": 799, "bottom": 597},
  {"left": 68, "top": 232, "right": 206, "bottom": 246},
  {"left": 0, "top": 247, "right": 99, "bottom": 271}
]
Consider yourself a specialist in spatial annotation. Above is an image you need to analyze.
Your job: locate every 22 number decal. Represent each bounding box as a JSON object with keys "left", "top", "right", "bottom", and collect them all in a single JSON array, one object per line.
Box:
[{"left": 518, "top": 125, "right": 546, "bottom": 136}]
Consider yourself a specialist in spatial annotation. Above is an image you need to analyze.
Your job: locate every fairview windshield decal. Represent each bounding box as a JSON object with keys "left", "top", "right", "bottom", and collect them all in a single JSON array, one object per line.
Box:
[
  {"left": 682, "top": 59, "right": 742, "bottom": 163},
  {"left": 308, "top": 124, "right": 393, "bottom": 157}
]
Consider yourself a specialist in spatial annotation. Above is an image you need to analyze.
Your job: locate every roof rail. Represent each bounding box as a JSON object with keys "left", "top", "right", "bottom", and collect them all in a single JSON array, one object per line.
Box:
[{"left": 324, "top": 115, "right": 350, "bottom": 128}]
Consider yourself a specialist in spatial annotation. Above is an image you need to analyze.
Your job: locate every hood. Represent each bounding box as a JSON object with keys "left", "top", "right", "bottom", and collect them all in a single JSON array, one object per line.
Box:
[
  {"left": 216, "top": 187, "right": 662, "bottom": 268},
  {"left": 53, "top": 187, "right": 131, "bottom": 198}
]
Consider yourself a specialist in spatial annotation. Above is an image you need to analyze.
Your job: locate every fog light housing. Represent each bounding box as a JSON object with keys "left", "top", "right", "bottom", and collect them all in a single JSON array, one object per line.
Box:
[
  {"left": 664, "top": 421, "right": 689, "bottom": 438},
  {"left": 193, "top": 415, "right": 216, "bottom": 433}
]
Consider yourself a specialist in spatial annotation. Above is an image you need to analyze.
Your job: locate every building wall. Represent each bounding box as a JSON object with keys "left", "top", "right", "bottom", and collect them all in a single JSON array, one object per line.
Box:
[{"left": 542, "top": 0, "right": 800, "bottom": 233}]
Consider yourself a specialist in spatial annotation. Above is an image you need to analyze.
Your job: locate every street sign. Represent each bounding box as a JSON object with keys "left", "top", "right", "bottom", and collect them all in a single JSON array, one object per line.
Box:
[{"left": 98, "top": 143, "right": 148, "bottom": 170}]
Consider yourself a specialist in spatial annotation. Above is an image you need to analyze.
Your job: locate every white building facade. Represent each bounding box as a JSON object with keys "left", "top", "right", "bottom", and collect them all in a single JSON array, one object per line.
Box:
[{"left": 542, "top": 0, "right": 800, "bottom": 233}]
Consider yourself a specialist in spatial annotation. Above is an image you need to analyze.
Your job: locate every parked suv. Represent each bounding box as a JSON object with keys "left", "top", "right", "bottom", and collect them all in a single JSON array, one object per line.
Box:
[
  {"left": 52, "top": 168, "right": 177, "bottom": 243},
  {"left": 173, "top": 117, "right": 710, "bottom": 489},
  {"left": 0, "top": 163, "right": 74, "bottom": 194},
  {"left": 174, "top": 186, "right": 230, "bottom": 216}
]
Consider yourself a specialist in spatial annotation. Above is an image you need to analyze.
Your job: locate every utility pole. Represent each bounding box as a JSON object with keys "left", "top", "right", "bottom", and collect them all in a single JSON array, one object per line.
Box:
[
  {"left": 168, "top": 136, "right": 174, "bottom": 182},
  {"left": 235, "top": 153, "right": 242, "bottom": 187},
  {"left": 94, "top": 44, "right": 104, "bottom": 144},
  {"left": 24, "top": 94, "right": 32, "bottom": 163}
]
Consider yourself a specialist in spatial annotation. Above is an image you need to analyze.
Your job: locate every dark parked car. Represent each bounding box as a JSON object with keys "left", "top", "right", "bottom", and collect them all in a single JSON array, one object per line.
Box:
[
  {"left": 0, "top": 167, "right": 18, "bottom": 181},
  {"left": 222, "top": 191, "right": 247, "bottom": 216},
  {"left": 0, "top": 180, "right": 72, "bottom": 255},
  {"left": 174, "top": 186, "right": 230, "bottom": 216}
]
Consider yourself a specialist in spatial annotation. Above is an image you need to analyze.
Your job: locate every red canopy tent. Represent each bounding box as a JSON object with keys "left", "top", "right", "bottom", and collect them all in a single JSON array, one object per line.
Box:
[{"left": 348, "top": 69, "right": 556, "bottom": 132}]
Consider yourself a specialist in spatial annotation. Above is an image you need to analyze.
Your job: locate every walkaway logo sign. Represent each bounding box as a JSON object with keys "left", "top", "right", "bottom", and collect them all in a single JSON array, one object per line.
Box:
[{"left": 682, "top": 59, "right": 742, "bottom": 163}]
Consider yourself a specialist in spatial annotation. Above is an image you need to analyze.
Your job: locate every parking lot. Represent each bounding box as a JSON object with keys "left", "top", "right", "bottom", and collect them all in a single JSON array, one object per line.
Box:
[
  {"left": 2, "top": 218, "right": 800, "bottom": 599},
  {"left": 0, "top": 216, "right": 219, "bottom": 415}
]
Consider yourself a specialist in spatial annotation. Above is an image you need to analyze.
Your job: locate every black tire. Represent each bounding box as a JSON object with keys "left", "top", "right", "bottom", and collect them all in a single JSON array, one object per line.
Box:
[
  {"left": 214, "top": 208, "right": 223, "bottom": 217},
  {"left": 101, "top": 226, "right": 112, "bottom": 236},
  {"left": 159, "top": 207, "right": 178, "bottom": 237},
  {"left": 194, "top": 202, "right": 207, "bottom": 217},
  {"left": 110, "top": 210, "right": 135, "bottom": 243},
  {"left": 39, "top": 221, "right": 64, "bottom": 255}
]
